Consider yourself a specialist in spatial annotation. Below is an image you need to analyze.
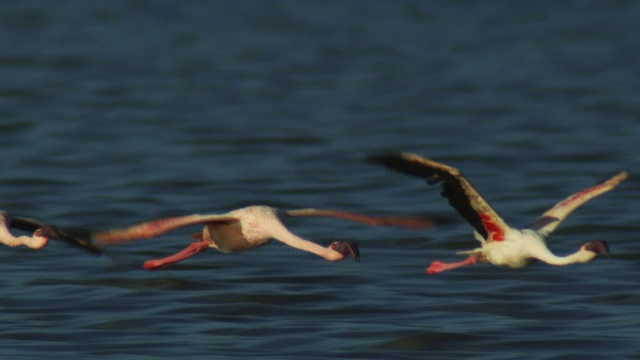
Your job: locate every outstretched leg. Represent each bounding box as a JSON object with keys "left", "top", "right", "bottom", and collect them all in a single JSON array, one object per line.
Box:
[
  {"left": 143, "top": 241, "right": 210, "bottom": 270},
  {"left": 427, "top": 256, "right": 477, "bottom": 275}
]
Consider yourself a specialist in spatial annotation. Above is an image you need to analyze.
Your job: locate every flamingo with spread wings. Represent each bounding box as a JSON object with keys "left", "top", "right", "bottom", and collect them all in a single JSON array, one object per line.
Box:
[
  {"left": 93, "top": 205, "right": 431, "bottom": 270},
  {"left": 369, "top": 152, "right": 627, "bottom": 274}
]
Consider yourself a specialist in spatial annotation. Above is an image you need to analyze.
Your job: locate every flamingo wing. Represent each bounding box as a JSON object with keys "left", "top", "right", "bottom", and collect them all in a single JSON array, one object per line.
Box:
[
  {"left": 528, "top": 170, "right": 628, "bottom": 237},
  {"left": 8, "top": 214, "right": 102, "bottom": 254},
  {"left": 284, "top": 208, "right": 433, "bottom": 229},
  {"left": 368, "top": 152, "right": 509, "bottom": 241},
  {"left": 93, "top": 213, "right": 239, "bottom": 245}
]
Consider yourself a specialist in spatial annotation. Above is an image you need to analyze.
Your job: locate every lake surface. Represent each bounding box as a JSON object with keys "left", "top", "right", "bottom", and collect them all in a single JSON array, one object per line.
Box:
[{"left": 1, "top": 1, "right": 639, "bottom": 359}]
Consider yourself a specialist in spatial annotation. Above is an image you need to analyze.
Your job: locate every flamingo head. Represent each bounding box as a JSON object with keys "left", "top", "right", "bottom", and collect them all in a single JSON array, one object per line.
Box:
[
  {"left": 30, "top": 225, "right": 58, "bottom": 249},
  {"left": 582, "top": 240, "right": 609, "bottom": 256},
  {"left": 330, "top": 241, "right": 360, "bottom": 262}
]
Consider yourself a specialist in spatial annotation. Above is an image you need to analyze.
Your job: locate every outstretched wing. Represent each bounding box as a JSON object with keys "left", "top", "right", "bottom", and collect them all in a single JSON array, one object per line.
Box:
[
  {"left": 368, "top": 152, "right": 509, "bottom": 242},
  {"left": 9, "top": 215, "right": 102, "bottom": 255},
  {"left": 284, "top": 208, "right": 433, "bottom": 229},
  {"left": 528, "top": 171, "right": 628, "bottom": 237},
  {"left": 93, "top": 214, "right": 239, "bottom": 245}
]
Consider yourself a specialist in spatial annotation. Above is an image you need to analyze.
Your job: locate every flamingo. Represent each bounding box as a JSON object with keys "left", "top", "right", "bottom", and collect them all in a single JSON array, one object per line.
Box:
[
  {"left": 93, "top": 205, "right": 432, "bottom": 270},
  {"left": 0, "top": 211, "right": 101, "bottom": 254},
  {"left": 368, "top": 152, "right": 628, "bottom": 274}
]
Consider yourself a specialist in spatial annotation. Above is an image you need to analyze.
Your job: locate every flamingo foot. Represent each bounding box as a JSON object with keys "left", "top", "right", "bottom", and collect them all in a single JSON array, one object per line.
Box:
[
  {"left": 427, "top": 261, "right": 449, "bottom": 275},
  {"left": 143, "top": 241, "right": 210, "bottom": 270},
  {"left": 330, "top": 241, "right": 360, "bottom": 262},
  {"left": 426, "top": 257, "right": 477, "bottom": 275}
]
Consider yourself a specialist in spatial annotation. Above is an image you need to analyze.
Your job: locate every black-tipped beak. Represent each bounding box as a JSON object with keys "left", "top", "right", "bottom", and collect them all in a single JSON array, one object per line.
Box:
[
  {"left": 331, "top": 241, "right": 361, "bottom": 262},
  {"left": 584, "top": 240, "right": 609, "bottom": 255},
  {"left": 36, "top": 224, "right": 59, "bottom": 238}
]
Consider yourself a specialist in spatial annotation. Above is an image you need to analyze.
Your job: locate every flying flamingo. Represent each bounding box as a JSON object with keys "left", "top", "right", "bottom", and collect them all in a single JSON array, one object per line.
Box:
[
  {"left": 93, "top": 205, "right": 432, "bottom": 270},
  {"left": 0, "top": 211, "right": 101, "bottom": 254},
  {"left": 368, "top": 152, "right": 628, "bottom": 274}
]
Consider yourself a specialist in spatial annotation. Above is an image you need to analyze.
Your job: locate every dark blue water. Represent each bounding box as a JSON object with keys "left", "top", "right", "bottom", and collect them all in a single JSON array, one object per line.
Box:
[{"left": 1, "top": 1, "right": 639, "bottom": 359}]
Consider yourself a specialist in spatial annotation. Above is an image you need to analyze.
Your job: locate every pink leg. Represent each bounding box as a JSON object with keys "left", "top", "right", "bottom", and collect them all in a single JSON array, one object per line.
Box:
[
  {"left": 143, "top": 241, "right": 210, "bottom": 270},
  {"left": 427, "top": 256, "right": 477, "bottom": 275}
]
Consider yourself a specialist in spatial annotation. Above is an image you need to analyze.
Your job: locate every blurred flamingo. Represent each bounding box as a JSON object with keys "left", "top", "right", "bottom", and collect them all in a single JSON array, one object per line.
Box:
[{"left": 93, "top": 205, "right": 432, "bottom": 269}]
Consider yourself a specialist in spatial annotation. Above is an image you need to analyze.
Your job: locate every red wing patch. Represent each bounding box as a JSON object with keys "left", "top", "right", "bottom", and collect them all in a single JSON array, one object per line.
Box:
[{"left": 480, "top": 212, "right": 505, "bottom": 241}]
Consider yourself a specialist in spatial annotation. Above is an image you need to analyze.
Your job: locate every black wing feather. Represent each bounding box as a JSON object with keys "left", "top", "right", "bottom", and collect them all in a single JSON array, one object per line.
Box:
[
  {"left": 10, "top": 215, "right": 102, "bottom": 255},
  {"left": 368, "top": 153, "right": 489, "bottom": 239}
]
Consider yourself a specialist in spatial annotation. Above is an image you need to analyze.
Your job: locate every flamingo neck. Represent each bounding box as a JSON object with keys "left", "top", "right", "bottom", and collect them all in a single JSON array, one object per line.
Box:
[
  {"left": 269, "top": 225, "right": 345, "bottom": 261},
  {"left": 0, "top": 222, "right": 48, "bottom": 249},
  {"left": 533, "top": 247, "right": 596, "bottom": 266}
]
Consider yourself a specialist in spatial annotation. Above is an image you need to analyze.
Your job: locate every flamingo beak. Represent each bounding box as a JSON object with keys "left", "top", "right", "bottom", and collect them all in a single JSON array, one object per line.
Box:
[
  {"left": 584, "top": 240, "right": 609, "bottom": 255},
  {"left": 36, "top": 225, "right": 59, "bottom": 239},
  {"left": 330, "top": 241, "right": 360, "bottom": 262}
]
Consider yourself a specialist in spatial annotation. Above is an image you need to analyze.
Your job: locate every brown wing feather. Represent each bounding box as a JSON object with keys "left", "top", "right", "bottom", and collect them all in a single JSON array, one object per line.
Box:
[
  {"left": 368, "top": 152, "right": 509, "bottom": 241},
  {"left": 284, "top": 208, "right": 432, "bottom": 229},
  {"left": 93, "top": 214, "right": 239, "bottom": 245}
]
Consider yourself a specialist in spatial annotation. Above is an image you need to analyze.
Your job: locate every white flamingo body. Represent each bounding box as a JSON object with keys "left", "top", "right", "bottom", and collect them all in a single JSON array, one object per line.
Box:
[
  {"left": 203, "top": 206, "right": 279, "bottom": 253},
  {"left": 470, "top": 229, "right": 538, "bottom": 268},
  {"left": 472, "top": 228, "right": 598, "bottom": 269},
  {"left": 369, "top": 152, "right": 627, "bottom": 274},
  {"left": 94, "top": 205, "right": 431, "bottom": 269}
]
